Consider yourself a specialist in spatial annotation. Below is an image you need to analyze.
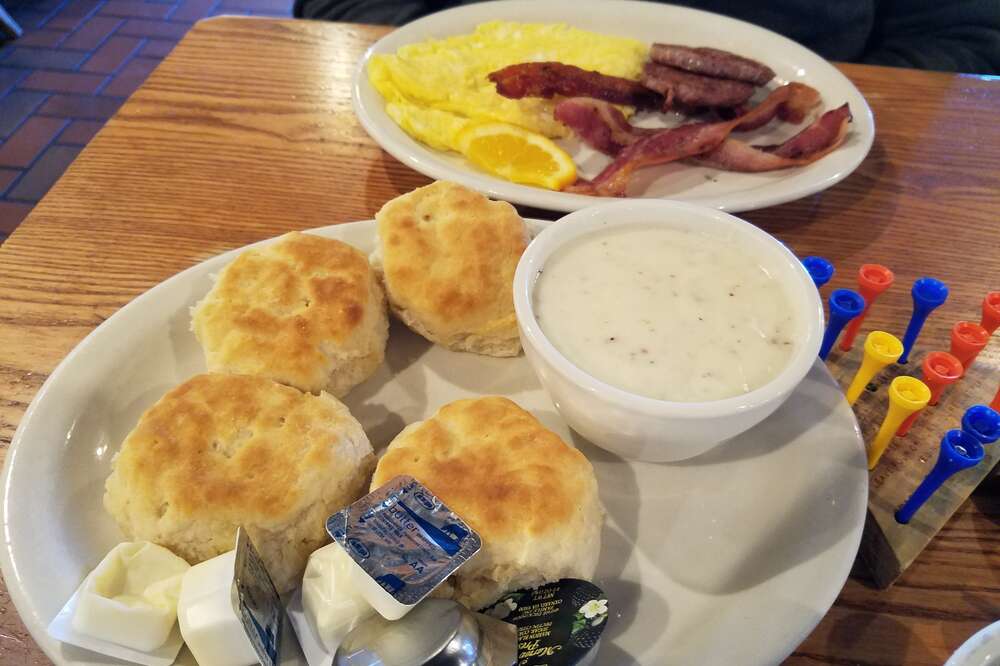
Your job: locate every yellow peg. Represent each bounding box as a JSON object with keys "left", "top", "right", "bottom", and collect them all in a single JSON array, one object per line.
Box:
[
  {"left": 845, "top": 331, "right": 904, "bottom": 405},
  {"left": 867, "top": 376, "right": 931, "bottom": 470}
]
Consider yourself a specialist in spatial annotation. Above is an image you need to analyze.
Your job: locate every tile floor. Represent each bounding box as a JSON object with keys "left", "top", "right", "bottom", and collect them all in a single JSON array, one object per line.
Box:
[{"left": 0, "top": 0, "right": 293, "bottom": 242}]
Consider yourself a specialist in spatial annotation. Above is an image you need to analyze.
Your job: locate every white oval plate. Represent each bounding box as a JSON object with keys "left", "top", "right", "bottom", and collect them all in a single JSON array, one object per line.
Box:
[
  {"left": 945, "top": 620, "right": 1000, "bottom": 666},
  {"left": 352, "top": 0, "right": 875, "bottom": 213},
  {"left": 0, "top": 220, "right": 867, "bottom": 665}
]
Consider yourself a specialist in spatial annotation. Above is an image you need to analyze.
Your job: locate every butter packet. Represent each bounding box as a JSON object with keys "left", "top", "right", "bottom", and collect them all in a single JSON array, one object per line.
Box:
[
  {"left": 46, "top": 542, "right": 188, "bottom": 666},
  {"left": 47, "top": 595, "right": 184, "bottom": 666},
  {"left": 325, "top": 475, "right": 482, "bottom": 620},
  {"left": 286, "top": 541, "right": 378, "bottom": 666},
  {"left": 177, "top": 527, "right": 284, "bottom": 666},
  {"left": 482, "top": 579, "right": 610, "bottom": 666},
  {"left": 233, "top": 528, "right": 283, "bottom": 666},
  {"left": 285, "top": 589, "right": 334, "bottom": 666}
]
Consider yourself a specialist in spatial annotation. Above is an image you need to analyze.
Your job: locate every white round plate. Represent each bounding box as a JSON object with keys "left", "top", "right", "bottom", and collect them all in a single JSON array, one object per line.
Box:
[
  {"left": 946, "top": 621, "right": 1000, "bottom": 666},
  {"left": 352, "top": 0, "right": 875, "bottom": 213},
  {"left": 0, "top": 220, "right": 868, "bottom": 665}
]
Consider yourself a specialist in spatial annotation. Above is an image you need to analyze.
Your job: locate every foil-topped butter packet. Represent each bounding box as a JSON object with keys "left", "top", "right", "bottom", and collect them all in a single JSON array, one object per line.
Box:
[
  {"left": 325, "top": 475, "right": 482, "bottom": 620},
  {"left": 233, "top": 528, "right": 283, "bottom": 666}
]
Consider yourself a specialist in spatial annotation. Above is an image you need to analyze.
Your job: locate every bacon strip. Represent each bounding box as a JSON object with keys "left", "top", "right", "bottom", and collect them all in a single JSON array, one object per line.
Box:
[
  {"left": 488, "top": 62, "right": 661, "bottom": 109},
  {"left": 556, "top": 82, "right": 822, "bottom": 163},
  {"left": 732, "top": 82, "right": 820, "bottom": 130},
  {"left": 553, "top": 98, "right": 655, "bottom": 154},
  {"left": 650, "top": 44, "right": 775, "bottom": 85},
  {"left": 641, "top": 62, "right": 755, "bottom": 110},
  {"left": 565, "top": 84, "right": 832, "bottom": 196},
  {"left": 694, "top": 104, "right": 852, "bottom": 172},
  {"left": 565, "top": 120, "right": 735, "bottom": 196},
  {"left": 761, "top": 103, "right": 852, "bottom": 158}
]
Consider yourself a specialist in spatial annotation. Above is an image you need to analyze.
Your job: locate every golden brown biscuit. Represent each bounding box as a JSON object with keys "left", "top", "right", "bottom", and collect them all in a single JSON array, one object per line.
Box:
[
  {"left": 104, "top": 373, "right": 375, "bottom": 593},
  {"left": 371, "top": 397, "right": 603, "bottom": 608},
  {"left": 371, "top": 182, "right": 528, "bottom": 356},
  {"left": 192, "top": 232, "right": 388, "bottom": 397}
]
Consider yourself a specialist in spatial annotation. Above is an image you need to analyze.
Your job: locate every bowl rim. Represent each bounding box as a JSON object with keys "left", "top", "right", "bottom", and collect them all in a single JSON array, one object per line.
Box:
[{"left": 513, "top": 199, "right": 825, "bottom": 418}]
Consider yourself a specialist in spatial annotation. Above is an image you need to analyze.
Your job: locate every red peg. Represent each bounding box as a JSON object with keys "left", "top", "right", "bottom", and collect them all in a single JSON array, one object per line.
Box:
[
  {"left": 992, "top": 384, "right": 1000, "bottom": 412},
  {"left": 921, "top": 351, "right": 965, "bottom": 405},
  {"left": 982, "top": 291, "right": 1000, "bottom": 335},
  {"left": 896, "top": 351, "right": 963, "bottom": 436},
  {"left": 950, "top": 321, "right": 990, "bottom": 372},
  {"left": 840, "top": 264, "right": 894, "bottom": 351}
]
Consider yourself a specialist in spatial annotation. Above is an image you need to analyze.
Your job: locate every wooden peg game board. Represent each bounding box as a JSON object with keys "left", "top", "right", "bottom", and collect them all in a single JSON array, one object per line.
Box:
[{"left": 826, "top": 338, "right": 999, "bottom": 588}]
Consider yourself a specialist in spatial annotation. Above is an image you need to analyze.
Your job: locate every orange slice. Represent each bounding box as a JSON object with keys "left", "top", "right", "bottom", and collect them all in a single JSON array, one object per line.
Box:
[{"left": 457, "top": 122, "right": 577, "bottom": 190}]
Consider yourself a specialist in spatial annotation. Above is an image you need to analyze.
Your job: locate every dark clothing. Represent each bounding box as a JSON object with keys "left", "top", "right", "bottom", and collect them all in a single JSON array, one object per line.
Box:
[{"left": 293, "top": 0, "right": 1000, "bottom": 75}]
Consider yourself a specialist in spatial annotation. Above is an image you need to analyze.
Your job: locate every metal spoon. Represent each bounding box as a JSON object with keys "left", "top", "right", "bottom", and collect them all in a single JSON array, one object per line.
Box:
[{"left": 334, "top": 599, "right": 516, "bottom": 666}]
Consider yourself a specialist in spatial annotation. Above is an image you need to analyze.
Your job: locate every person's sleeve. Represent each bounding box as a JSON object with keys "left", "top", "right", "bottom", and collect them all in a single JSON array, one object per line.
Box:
[
  {"left": 864, "top": 0, "right": 1000, "bottom": 74},
  {"left": 294, "top": 0, "right": 440, "bottom": 24}
]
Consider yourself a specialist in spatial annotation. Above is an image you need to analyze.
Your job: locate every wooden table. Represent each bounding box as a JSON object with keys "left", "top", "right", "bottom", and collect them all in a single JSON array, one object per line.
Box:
[{"left": 1, "top": 16, "right": 998, "bottom": 665}]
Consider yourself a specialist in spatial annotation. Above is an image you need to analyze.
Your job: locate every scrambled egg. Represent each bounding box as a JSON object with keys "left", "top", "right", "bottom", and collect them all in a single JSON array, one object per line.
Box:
[{"left": 368, "top": 21, "right": 647, "bottom": 152}]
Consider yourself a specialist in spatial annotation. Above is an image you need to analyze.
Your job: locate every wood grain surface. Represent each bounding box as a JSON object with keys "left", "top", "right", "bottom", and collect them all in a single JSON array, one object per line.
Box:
[{"left": 0, "top": 17, "right": 998, "bottom": 666}]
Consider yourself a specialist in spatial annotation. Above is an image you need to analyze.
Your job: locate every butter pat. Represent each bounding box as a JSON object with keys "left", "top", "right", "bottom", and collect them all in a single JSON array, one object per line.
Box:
[
  {"left": 177, "top": 551, "right": 259, "bottom": 666},
  {"left": 301, "top": 543, "right": 376, "bottom": 653},
  {"left": 71, "top": 541, "right": 189, "bottom": 652}
]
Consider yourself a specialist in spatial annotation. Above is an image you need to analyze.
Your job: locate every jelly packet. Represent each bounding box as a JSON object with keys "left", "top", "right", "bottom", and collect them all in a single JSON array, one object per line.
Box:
[
  {"left": 482, "top": 579, "right": 609, "bottom": 666},
  {"left": 325, "top": 475, "right": 482, "bottom": 620}
]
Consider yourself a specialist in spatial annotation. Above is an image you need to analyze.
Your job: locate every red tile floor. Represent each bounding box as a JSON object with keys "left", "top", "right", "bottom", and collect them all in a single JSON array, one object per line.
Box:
[{"left": 0, "top": 0, "right": 293, "bottom": 242}]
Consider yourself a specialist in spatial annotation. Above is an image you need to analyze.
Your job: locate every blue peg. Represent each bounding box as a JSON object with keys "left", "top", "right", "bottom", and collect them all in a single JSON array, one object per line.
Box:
[
  {"left": 819, "top": 289, "right": 865, "bottom": 360},
  {"left": 898, "top": 277, "right": 949, "bottom": 364},
  {"left": 802, "top": 256, "right": 834, "bottom": 288},
  {"left": 895, "top": 429, "right": 984, "bottom": 524},
  {"left": 962, "top": 405, "right": 1000, "bottom": 445}
]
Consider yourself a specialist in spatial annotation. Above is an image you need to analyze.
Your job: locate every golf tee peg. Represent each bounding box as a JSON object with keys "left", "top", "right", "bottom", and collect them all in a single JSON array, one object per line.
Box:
[
  {"left": 802, "top": 256, "right": 834, "bottom": 288},
  {"left": 894, "top": 429, "right": 984, "bottom": 524},
  {"left": 949, "top": 321, "right": 990, "bottom": 373},
  {"left": 896, "top": 351, "right": 963, "bottom": 436},
  {"left": 840, "top": 264, "right": 894, "bottom": 352},
  {"left": 819, "top": 289, "right": 866, "bottom": 361},
  {"left": 920, "top": 351, "right": 964, "bottom": 406},
  {"left": 899, "top": 277, "right": 949, "bottom": 364},
  {"left": 845, "top": 331, "right": 903, "bottom": 405},
  {"left": 868, "top": 376, "right": 931, "bottom": 470},
  {"left": 961, "top": 405, "right": 1000, "bottom": 445},
  {"left": 981, "top": 291, "right": 1000, "bottom": 335},
  {"left": 992, "top": 384, "right": 1000, "bottom": 412}
]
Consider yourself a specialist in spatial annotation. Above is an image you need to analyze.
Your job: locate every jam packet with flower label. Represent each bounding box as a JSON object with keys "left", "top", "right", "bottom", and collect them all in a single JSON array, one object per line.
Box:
[{"left": 482, "top": 579, "right": 609, "bottom": 666}]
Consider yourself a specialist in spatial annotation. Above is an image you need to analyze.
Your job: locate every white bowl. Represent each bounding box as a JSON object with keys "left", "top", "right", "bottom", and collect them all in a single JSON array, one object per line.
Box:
[{"left": 513, "top": 199, "right": 825, "bottom": 462}]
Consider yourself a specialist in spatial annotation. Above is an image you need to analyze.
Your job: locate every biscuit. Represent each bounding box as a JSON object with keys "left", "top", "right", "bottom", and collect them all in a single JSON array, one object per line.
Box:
[
  {"left": 371, "top": 396, "right": 603, "bottom": 609},
  {"left": 104, "top": 373, "right": 375, "bottom": 593},
  {"left": 193, "top": 232, "right": 388, "bottom": 397},
  {"left": 371, "top": 182, "right": 528, "bottom": 356}
]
